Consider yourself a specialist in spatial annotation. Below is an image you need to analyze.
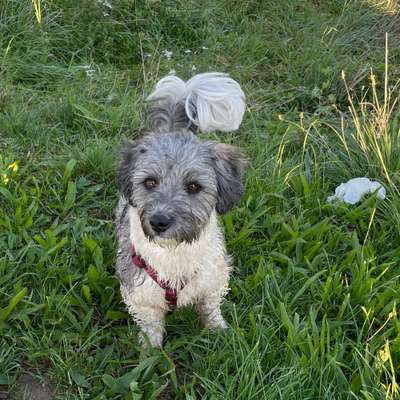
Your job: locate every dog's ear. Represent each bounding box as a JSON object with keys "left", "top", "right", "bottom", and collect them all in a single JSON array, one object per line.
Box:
[
  {"left": 117, "top": 139, "right": 143, "bottom": 203},
  {"left": 209, "top": 143, "right": 248, "bottom": 214}
]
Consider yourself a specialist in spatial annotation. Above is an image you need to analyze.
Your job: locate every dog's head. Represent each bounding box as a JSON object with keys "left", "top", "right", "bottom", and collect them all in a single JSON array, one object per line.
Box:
[
  {"left": 117, "top": 72, "right": 247, "bottom": 245},
  {"left": 118, "top": 132, "right": 247, "bottom": 244}
]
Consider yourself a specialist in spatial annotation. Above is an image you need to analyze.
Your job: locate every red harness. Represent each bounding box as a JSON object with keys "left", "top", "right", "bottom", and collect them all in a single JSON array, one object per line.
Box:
[{"left": 131, "top": 244, "right": 184, "bottom": 309}]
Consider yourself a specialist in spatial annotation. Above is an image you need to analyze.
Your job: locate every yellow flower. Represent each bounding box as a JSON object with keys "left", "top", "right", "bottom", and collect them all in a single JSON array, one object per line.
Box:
[
  {"left": 378, "top": 340, "right": 390, "bottom": 364},
  {"left": 2, "top": 173, "right": 9, "bottom": 184},
  {"left": 7, "top": 161, "right": 18, "bottom": 172}
]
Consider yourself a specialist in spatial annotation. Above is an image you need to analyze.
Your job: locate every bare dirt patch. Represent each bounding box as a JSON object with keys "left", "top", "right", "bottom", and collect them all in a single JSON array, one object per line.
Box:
[{"left": 13, "top": 374, "right": 53, "bottom": 400}]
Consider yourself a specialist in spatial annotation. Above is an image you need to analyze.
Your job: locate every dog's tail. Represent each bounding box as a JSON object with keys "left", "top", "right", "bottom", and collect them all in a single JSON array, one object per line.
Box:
[{"left": 146, "top": 72, "right": 245, "bottom": 133}]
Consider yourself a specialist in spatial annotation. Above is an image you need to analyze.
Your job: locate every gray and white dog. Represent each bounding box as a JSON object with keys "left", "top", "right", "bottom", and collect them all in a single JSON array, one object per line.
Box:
[{"left": 114, "top": 72, "right": 247, "bottom": 347}]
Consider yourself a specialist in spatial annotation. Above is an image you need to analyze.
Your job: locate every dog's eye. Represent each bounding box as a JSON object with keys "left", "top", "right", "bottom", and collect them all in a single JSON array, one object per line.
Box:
[
  {"left": 143, "top": 178, "right": 158, "bottom": 190},
  {"left": 186, "top": 182, "right": 202, "bottom": 194}
]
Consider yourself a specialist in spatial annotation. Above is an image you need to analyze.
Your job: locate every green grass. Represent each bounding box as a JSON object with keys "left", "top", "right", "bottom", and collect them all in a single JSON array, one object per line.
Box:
[{"left": 1, "top": 0, "right": 400, "bottom": 398}]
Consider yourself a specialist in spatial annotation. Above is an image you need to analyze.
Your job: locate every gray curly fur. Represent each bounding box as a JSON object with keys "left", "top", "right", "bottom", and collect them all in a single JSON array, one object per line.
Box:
[{"left": 114, "top": 74, "right": 247, "bottom": 292}]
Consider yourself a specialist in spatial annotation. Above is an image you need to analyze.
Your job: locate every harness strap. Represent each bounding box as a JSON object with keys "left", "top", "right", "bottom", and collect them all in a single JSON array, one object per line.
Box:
[{"left": 131, "top": 244, "right": 183, "bottom": 309}]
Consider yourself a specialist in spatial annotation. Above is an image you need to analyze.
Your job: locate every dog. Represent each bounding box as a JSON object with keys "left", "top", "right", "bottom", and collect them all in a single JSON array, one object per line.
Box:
[{"left": 114, "top": 72, "right": 247, "bottom": 347}]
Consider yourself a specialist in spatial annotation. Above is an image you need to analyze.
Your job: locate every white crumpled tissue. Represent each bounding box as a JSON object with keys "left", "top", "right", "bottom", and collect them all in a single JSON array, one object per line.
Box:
[{"left": 327, "top": 177, "right": 386, "bottom": 205}]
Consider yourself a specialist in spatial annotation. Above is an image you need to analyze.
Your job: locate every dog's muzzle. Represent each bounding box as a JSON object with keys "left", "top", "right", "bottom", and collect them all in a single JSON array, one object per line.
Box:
[{"left": 149, "top": 213, "right": 174, "bottom": 234}]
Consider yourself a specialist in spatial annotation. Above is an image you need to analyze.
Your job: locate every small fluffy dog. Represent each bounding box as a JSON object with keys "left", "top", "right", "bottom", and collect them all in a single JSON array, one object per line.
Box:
[{"left": 114, "top": 72, "right": 247, "bottom": 347}]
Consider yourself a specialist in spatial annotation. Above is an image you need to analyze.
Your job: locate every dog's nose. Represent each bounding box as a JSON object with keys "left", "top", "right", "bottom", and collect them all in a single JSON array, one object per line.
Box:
[{"left": 149, "top": 213, "right": 174, "bottom": 233}]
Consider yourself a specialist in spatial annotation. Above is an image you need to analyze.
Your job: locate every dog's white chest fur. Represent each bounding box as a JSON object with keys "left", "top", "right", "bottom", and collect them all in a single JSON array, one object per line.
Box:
[
  {"left": 126, "top": 207, "right": 230, "bottom": 308},
  {"left": 116, "top": 71, "right": 246, "bottom": 347}
]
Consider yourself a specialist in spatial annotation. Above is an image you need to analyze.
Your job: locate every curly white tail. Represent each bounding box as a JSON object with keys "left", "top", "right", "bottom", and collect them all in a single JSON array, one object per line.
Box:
[{"left": 147, "top": 72, "right": 246, "bottom": 133}]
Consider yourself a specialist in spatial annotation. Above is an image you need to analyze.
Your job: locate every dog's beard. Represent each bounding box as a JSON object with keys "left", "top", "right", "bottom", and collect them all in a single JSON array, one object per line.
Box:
[
  {"left": 153, "top": 236, "right": 179, "bottom": 248},
  {"left": 142, "top": 225, "right": 199, "bottom": 247}
]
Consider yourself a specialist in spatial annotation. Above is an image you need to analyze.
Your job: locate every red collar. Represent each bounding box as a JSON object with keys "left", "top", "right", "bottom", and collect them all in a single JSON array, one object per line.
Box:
[{"left": 131, "top": 244, "right": 184, "bottom": 309}]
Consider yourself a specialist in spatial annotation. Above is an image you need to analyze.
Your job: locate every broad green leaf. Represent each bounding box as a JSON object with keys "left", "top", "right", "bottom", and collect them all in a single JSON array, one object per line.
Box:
[
  {"left": 0, "top": 187, "right": 15, "bottom": 203},
  {"left": 105, "top": 310, "right": 130, "bottom": 320},
  {"left": 63, "top": 181, "right": 76, "bottom": 213},
  {"left": 87, "top": 264, "right": 100, "bottom": 282},
  {"left": 70, "top": 369, "right": 90, "bottom": 388},
  {"left": 0, "top": 287, "right": 28, "bottom": 321},
  {"left": 63, "top": 159, "right": 77, "bottom": 187},
  {"left": 82, "top": 284, "right": 92, "bottom": 305},
  {"left": 83, "top": 238, "right": 103, "bottom": 270},
  {"left": 102, "top": 374, "right": 115, "bottom": 388}
]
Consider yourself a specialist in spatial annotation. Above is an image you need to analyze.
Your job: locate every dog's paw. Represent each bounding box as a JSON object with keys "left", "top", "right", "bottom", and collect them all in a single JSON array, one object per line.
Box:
[
  {"left": 204, "top": 315, "right": 228, "bottom": 330},
  {"left": 138, "top": 330, "right": 164, "bottom": 348}
]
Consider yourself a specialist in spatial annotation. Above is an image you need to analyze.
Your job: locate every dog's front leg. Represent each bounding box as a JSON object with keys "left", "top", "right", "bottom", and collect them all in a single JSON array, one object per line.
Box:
[
  {"left": 197, "top": 294, "right": 227, "bottom": 330},
  {"left": 121, "top": 284, "right": 166, "bottom": 347},
  {"left": 134, "top": 305, "right": 166, "bottom": 348}
]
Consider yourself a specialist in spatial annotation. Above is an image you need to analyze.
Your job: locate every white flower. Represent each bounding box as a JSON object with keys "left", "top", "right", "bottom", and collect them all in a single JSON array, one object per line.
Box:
[
  {"left": 163, "top": 50, "right": 173, "bottom": 60},
  {"left": 201, "top": 46, "right": 209, "bottom": 50},
  {"left": 98, "top": 0, "right": 112, "bottom": 8},
  {"left": 184, "top": 49, "right": 192, "bottom": 53},
  {"left": 83, "top": 65, "right": 95, "bottom": 78},
  {"left": 191, "top": 65, "right": 197, "bottom": 71},
  {"left": 168, "top": 69, "right": 176, "bottom": 75}
]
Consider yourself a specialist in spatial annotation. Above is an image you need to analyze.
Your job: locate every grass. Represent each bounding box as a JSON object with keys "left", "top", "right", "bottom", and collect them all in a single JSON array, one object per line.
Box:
[{"left": 1, "top": 0, "right": 400, "bottom": 398}]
